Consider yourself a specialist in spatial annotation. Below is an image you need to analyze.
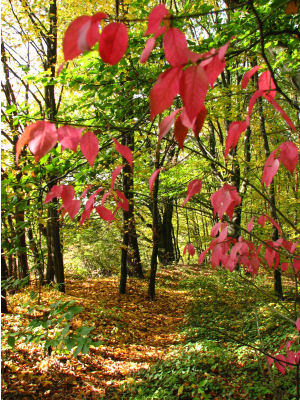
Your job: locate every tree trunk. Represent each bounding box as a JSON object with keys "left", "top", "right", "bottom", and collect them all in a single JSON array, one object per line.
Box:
[
  {"left": 122, "top": 130, "right": 144, "bottom": 279},
  {"left": 1, "top": 253, "right": 9, "bottom": 314},
  {"left": 27, "top": 226, "right": 44, "bottom": 284},
  {"left": 43, "top": 1, "right": 65, "bottom": 292},
  {"left": 258, "top": 96, "right": 283, "bottom": 299},
  {"left": 148, "top": 141, "right": 161, "bottom": 300},
  {"left": 15, "top": 209, "right": 29, "bottom": 280},
  {"left": 46, "top": 203, "right": 65, "bottom": 292},
  {"left": 157, "top": 198, "right": 175, "bottom": 265}
]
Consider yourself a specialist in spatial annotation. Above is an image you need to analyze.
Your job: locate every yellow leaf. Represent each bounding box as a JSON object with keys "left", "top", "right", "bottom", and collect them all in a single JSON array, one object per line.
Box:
[{"left": 177, "top": 384, "right": 184, "bottom": 396}]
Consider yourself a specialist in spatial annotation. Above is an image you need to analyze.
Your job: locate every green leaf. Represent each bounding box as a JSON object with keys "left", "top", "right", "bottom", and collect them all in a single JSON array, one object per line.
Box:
[{"left": 7, "top": 335, "right": 15, "bottom": 348}]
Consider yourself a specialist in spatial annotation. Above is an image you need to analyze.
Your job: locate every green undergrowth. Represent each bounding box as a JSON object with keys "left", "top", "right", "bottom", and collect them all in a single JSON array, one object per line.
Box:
[{"left": 110, "top": 266, "right": 297, "bottom": 400}]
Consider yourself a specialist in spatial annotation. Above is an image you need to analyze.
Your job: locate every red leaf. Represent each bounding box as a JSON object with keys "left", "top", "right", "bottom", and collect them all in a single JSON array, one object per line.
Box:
[
  {"left": 150, "top": 67, "right": 182, "bottom": 120},
  {"left": 26, "top": 121, "right": 58, "bottom": 162},
  {"left": 111, "top": 165, "right": 124, "bottom": 189},
  {"left": 115, "top": 190, "right": 129, "bottom": 211},
  {"left": 113, "top": 138, "right": 133, "bottom": 169},
  {"left": 140, "top": 37, "right": 156, "bottom": 63},
  {"left": 65, "top": 199, "right": 81, "bottom": 220},
  {"left": 56, "top": 63, "right": 65, "bottom": 76},
  {"left": 275, "top": 354, "right": 286, "bottom": 375},
  {"left": 265, "top": 96, "right": 296, "bottom": 131},
  {"left": 145, "top": 4, "right": 170, "bottom": 37},
  {"left": 81, "top": 185, "right": 92, "bottom": 199},
  {"left": 211, "top": 184, "right": 241, "bottom": 220},
  {"left": 182, "top": 179, "right": 202, "bottom": 207},
  {"left": 262, "top": 150, "right": 280, "bottom": 187},
  {"left": 63, "top": 16, "right": 92, "bottom": 60},
  {"left": 241, "top": 65, "right": 261, "bottom": 89},
  {"left": 294, "top": 259, "right": 300, "bottom": 272},
  {"left": 44, "top": 185, "right": 80, "bottom": 220},
  {"left": 63, "top": 13, "right": 106, "bottom": 61},
  {"left": 211, "top": 222, "right": 221, "bottom": 237},
  {"left": 198, "top": 248, "right": 209, "bottom": 265},
  {"left": 85, "top": 187, "right": 103, "bottom": 211},
  {"left": 180, "top": 107, "right": 207, "bottom": 137},
  {"left": 101, "top": 191, "right": 111, "bottom": 206},
  {"left": 180, "top": 65, "right": 208, "bottom": 122},
  {"left": 246, "top": 89, "right": 264, "bottom": 126},
  {"left": 80, "top": 208, "right": 92, "bottom": 225},
  {"left": 267, "top": 356, "right": 274, "bottom": 366},
  {"left": 193, "top": 106, "right": 207, "bottom": 137},
  {"left": 259, "top": 70, "right": 276, "bottom": 99},
  {"left": 44, "top": 185, "right": 64, "bottom": 203},
  {"left": 60, "top": 185, "right": 76, "bottom": 208},
  {"left": 183, "top": 244, "right": 195, "bottom": 256},
  {"left": 279, "top": 141, "right": 299, "bottom": 173},
  {"left": 265, "top": 246, "right": 277, "bottom": 269},
  {"left": 16, "top": 123, "right": 37, "bottom": 164},
  {"left": 87, "top": 13, "right": 107, "bottom": 47},
  {"left": 185, "top": 49, "right": 204, "bottom": 63},
  {"left": 149, "top": 168, "right": 162, "bottom": 198},
  {"left": 257, "top": 214, "right": 267, "bottom": 227},
  {"left": 158, "top": 108, "right": 182, "bottom": 142},
  {"left": 296, "top": 318, "right": 300, "bottom": 333},
  {"left": 174, "top": 115, "right": 188, "bottom": 149},
  {"left": 201, "top": 54, "right": 225, "bottom": 88},
  {"left": 247, "top": 217, "right": 255, "bottom": 232},
  {"left": 218, "top": 39, "right": 231, "bottom": 60},
  {"left": 95, "top": 205, "right": 115, "bottom": 221},
  {"left": 80, "top": 131, "right": 99, "bottom": 167},
  {"left": 265, "top": 215, "right": 282, "bottom": 235},
  {"left": 99, "top": 22, "right": 128, "bottom": 65},
  {"left": 180, "top": 108, "right": 195, "bottom": 130},
  {"left": 58, "top": 126, "right": 82, "bottom": 152},
  {"left": 281, "top": 262, "right": 289, "bottom": 272},
  {"left": 163, "top": 28, "right": 188, "bottom": 67},
  {"left": 225, "top": 120, "right": 247, "bottom": 158}
]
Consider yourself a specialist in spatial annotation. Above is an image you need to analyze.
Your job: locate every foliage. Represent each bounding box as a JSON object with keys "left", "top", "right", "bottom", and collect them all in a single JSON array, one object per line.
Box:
[
  {"left": 2, "top": 291, "right": 100, "bottom": 357},
  {"left": 1, "top": 0, "right": 300, "bottom": 398}
]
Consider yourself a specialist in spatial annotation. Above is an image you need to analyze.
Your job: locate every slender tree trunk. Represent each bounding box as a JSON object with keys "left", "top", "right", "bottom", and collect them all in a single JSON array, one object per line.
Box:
[
  {"left": 119, "top": 217, "right": 129, "bottom": 294},
  {"left": 157, "top": 198, "right": 175, "bottom": 265},
  {"left": 27, "top": 226, "right": 44, "bottom": 284},
  {"left": 1, "top": 253, "right": 9, "bottom": 314},
  {"left": 258, "top": 96, "right": 283, "bottom": 299},
  {"left": 15, "top": 209, "right": 29, "bottom": 279},
  {"left": 119, "top": 161, "right": 130, "bottom": 294},
  {"left": 125, "top": 131, "right": 144, "bottom": 278},
  {"left": 46, "top": 203, "right": 65, "bottom": 292},
  {"left": 162, "top": 199, "right": 175, "bottom": 264},
  {"left": 148, "top": 142, "right": 161, "bottom": 300},
  {"left": 42, "top": 1, "right": 65, "bottom": 292}
]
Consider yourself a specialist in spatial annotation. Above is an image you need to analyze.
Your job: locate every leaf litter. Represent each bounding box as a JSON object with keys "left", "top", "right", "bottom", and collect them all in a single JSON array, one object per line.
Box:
[{"left": 1, "top": 266, "right": 196, "bottom": 399}]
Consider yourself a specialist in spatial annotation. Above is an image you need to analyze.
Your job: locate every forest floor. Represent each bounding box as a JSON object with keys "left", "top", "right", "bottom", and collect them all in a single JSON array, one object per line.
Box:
[
  {"left": 1, "top": 265, "right": 199, "bottom": 399},
  {"left": 1, "top": 265, "right": 296, "bottom": 399}
]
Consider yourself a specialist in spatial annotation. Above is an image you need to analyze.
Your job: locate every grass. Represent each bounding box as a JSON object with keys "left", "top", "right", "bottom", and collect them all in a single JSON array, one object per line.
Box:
[{"left": 110, "top": 266, "right": 298, "bottom": 400}]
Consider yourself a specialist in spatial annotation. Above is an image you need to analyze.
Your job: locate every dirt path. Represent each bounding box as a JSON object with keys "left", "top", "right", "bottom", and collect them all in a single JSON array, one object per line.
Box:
[{"left": 2, "top": 266, "right": 196, "bottom": 399}]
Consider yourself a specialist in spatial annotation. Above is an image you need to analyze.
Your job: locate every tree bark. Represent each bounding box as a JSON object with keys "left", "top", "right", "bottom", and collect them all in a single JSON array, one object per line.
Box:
[
  {"left": 157, "top": 198, "right": 175, "bottom": 265},
  {"left": 123, "top": 131, "right": 144, "bottom": 278},
  {"left": 27, "top": 226, "right": 44, "bottom": 284},
  {"left": 258, "top": 96, "right": 283, "bottom": 299},
  {"left": 46, "top": 202, "right": 65, "bottom": 292},
  {"left": 1, "top": 253, "right": 9, "bottom": 314},
  {"left": 148, "top": 141, "right": 161, "bottom": 300},
  {"left": 15, "top": 208, "right": 29, "bottom": 280}
]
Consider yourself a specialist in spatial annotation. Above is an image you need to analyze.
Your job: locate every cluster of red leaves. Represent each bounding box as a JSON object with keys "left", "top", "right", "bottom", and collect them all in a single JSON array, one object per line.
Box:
[
  {"left": 63, "top": 13, "right": 128, "bottom": 65},
  {"left": 1, "top": 267, "right": 194, "bottom": 399}
]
